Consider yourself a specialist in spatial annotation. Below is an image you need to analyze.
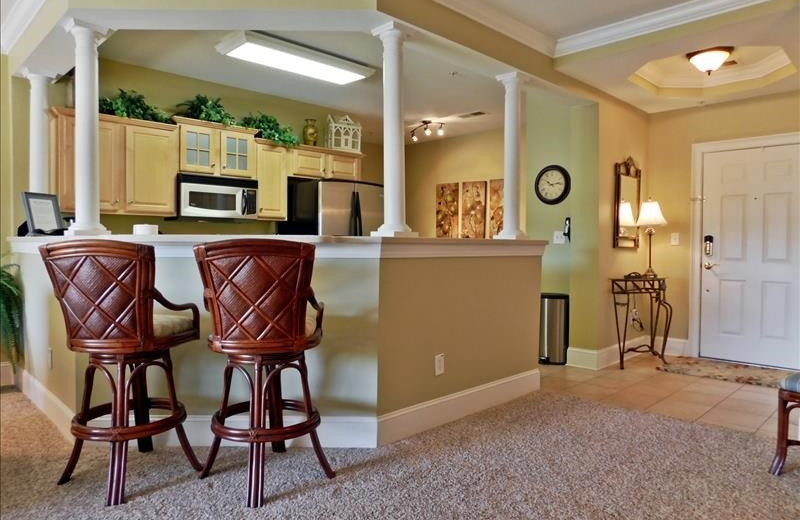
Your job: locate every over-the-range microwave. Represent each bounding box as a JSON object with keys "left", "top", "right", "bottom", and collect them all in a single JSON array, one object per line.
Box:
[{"left": 176, "top": 173, "right": 258, "bottom": 220}]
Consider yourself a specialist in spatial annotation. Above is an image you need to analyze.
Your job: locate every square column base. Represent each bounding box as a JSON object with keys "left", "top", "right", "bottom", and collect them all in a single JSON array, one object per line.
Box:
[
  {"left": 493, "top": 229, "right": 527, "bottom": 240},
  {"left": 371, "top": 230, "right": 419, "bottom": 238},
  {"left": 65, "top": 224, "right": 111, "bottom": 236}
]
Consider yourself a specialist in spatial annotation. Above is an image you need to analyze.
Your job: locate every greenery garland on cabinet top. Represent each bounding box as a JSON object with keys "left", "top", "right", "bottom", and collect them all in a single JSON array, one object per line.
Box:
[
  {"left": 240, "top": 113, "right": 300, "bottom": 147},
  {"left": 0, "top": 264, "right": 23, "bottom": 372},
  {"left": 176, "top": 94, "right": 238, "bottom": 126},
  {"left": 96, "top": 92, "right": 301, "bottom": 147},
  {"left": 99, "top": 89, "right": 171, "bottom": 123}
]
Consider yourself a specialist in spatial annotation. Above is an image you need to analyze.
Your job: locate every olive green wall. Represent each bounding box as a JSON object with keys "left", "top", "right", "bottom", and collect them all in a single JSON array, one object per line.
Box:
[
  {"left": 404, "top": 93, "right": 602, "bottom": 350},
  {"left": 648, "top": 91, "right": 800, "bottom": 340},
  {"left": 1, "top": 54, "right": 12, "bottom": 259}
]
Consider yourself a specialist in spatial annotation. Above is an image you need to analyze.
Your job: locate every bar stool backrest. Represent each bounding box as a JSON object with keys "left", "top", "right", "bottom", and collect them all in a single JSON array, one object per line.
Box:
[
  {"left": 193, "top": 239, "right": 316, "bottom": 354},
  {"left": 39, "top": 240, "right": 155, "bottom": 354}
]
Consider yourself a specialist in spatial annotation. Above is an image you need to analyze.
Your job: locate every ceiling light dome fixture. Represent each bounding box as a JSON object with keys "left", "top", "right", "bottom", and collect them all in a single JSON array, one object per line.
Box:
[
  {"left": 687, "top": 46, "right": 734, "bottom": 75},
  {"left": 409, "top": 120, "right": 446, "bottom": 143}
]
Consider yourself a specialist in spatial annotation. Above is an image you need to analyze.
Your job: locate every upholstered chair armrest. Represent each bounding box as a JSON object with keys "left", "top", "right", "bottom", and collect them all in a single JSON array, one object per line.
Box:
[
  {"left": 308, "top": 289, "right": 324, "bottom": 337},
  {"left": 152, "top": 288, "right": 200, "bottom": 330}
]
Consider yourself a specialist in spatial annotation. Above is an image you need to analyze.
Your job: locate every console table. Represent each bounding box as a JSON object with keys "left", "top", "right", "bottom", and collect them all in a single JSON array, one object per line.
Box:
[{"left": 610, "top": 276, "right": 673, "bottom": 369}]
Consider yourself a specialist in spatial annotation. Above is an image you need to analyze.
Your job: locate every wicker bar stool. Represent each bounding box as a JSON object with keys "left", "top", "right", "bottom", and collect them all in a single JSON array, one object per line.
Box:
[
  {"left": 39, "top": 240, "right": 202, "bottom": 506},
  {"left": 770, "top": 372, "right": 800, "bottom": 475},
  {"left": 193, "top": 239, "right": 335, "bottom": 508}
]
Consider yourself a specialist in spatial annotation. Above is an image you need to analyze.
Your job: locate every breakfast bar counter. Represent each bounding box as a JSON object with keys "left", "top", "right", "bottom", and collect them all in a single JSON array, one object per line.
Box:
[{"left": 9, "top": 235, "right": 546, "bottom": 447}]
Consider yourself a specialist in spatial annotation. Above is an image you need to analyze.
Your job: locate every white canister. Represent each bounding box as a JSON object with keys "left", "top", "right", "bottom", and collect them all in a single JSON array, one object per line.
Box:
[{"left": 133, "top": 224, "right": 159, "bottom": 236}]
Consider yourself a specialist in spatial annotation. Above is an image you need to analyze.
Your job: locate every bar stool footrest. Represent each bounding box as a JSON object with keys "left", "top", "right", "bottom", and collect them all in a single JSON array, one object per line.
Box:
[
  {"left": 71, "top": 398, "right": 188, "bottom": 442},
  {"left": 211, "top": 400, "right": 321, "bottom": 444}
]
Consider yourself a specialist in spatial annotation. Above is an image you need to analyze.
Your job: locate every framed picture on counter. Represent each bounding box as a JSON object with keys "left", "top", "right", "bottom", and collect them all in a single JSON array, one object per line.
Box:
[{"left": 21, "top": 192, "right": 66, "bottom": 235}]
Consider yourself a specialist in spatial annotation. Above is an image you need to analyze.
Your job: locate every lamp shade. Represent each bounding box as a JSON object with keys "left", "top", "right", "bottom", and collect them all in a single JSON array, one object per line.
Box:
[
  {"left": 636, "top": 200, "right": 667, "bottom": 227},
  {"left": 687, "top": 47, "right": 733, "bottom": 74},
  {"left": 618, "top": 201, "right": 636, "bottom": 227}
]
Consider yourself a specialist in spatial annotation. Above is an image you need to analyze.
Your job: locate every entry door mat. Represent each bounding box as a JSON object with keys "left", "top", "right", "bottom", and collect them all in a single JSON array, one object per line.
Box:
[{"left": 657, "top": 357, "right": 793, "bottom": 388}]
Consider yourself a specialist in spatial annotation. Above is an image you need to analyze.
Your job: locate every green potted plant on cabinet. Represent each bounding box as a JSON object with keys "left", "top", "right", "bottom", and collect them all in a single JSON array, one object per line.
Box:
[
  {"left": 99, "top": 89, "right": 172, "bottom": 123},
  {"left": 176, "top": 95, "right": 237, "bottom": 126},
  {"left": 240, "top": 112, "right": 300, "bottom": 147},
  {"left": 0, "top": 264, "right": 23, "bottom": 372}
]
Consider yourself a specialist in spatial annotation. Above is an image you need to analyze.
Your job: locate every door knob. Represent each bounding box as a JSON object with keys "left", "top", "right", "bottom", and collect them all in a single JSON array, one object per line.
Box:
[{"left": 703, "top": 262, "right": 718, "bottom": 270}]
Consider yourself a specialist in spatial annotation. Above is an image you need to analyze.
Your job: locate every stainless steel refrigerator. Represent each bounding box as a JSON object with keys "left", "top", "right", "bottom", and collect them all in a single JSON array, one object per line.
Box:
[{"left": 277, "top": 178, "right": 384, "bottom": 236}]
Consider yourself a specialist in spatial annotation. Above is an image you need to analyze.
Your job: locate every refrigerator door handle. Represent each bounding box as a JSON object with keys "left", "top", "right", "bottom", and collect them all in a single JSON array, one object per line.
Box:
[{"left": 349, "top": 190, "right": 363, "bottom": 236}]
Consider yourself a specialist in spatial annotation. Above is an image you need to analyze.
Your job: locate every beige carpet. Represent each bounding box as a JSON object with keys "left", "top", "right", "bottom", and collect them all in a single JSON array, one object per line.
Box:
[{"left": 1, "top": 389, "right": 798, "bottom": 520}]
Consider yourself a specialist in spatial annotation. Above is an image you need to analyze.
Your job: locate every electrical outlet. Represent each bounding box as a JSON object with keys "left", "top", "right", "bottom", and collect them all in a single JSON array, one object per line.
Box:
[
  {"left": 552, "top": 231, "right": 566, "bottom": 244},
  {"left": 48, "top": 348, "right": 53, "bottom": 370},
  {"left": 670, "top": 232, "right": 680, "bottom": 246},
  {"left": 434, "top": 353, "right": 445, "bottom": 376}
]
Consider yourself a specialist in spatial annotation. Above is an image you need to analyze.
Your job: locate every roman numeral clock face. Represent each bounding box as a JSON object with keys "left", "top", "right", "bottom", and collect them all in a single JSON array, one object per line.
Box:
[{"left": 534, "top": 165, "right": 571, "bottom": 205}]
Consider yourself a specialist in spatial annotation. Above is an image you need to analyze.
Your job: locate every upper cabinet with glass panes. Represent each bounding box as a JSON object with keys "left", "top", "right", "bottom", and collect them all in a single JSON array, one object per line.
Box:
[{"left": 174, "top": 117, "right": 257, "bottom": 178}]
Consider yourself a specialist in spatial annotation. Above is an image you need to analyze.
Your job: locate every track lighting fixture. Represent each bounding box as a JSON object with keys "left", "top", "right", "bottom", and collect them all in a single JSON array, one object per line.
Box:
[{"left": 409, "top": 120, "right": 446, "bottom": 143}]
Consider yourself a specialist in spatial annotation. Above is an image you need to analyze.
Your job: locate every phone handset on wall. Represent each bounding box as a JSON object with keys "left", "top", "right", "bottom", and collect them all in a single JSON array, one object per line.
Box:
[{"left": 704, "top": 235, "right": 714, "bottom": 257}]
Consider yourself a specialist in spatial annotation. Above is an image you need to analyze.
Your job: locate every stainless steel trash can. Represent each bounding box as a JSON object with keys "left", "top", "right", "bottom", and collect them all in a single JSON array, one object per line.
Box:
[{"left": 539, "top": 293, "right": 569, "bottom": 365}]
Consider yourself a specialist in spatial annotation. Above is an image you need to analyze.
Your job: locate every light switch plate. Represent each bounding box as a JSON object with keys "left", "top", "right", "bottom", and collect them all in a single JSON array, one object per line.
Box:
[
  {"left": 553, "top": 231, "right": 566, "bottom": 244},
  {"left": 670, "top": 232, "right": 680, "bottom": 246}
]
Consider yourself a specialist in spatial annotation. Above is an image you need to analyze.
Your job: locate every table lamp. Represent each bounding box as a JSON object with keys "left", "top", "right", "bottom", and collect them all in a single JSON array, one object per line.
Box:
[{"left": 636, "top": 198, "right": 667, "bottom": 277}]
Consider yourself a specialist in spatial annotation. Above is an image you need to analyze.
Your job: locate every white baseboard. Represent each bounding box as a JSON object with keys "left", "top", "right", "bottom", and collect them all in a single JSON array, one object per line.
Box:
[
  {"left": 376, "top": 369, "right": 540, "bottom": 445},
  {"left": 0, "top": 362, "right": 14, "bottom": 387},
  {"left": 567, "top": 337, "right": 691, "bottom": 370},
  {"left": 18, "top": 369, "right": 540, "bottom": 449},
  {"left": 20, "top": 369, "right": 74, "bottom": 443}
]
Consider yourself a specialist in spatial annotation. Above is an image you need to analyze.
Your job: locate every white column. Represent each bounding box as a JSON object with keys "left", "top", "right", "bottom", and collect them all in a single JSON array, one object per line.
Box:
[
  {"left": 371, "top": 22, "right": 417, "bottom": 238},
  {"left": 494, "top": 72, "right": 527, "bottom": 240},
  {"left": 23, "top": 71, "right": 52, "bottom": 194},
  {"left": 63, "top": 19, "right": 109, "bottom": 236}
]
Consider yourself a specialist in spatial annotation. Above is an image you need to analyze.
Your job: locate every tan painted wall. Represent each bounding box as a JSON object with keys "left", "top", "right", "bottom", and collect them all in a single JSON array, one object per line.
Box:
[
  {"left": 648, "top": 91, "right": 800, "bottom": 340},
  {"left": 377, "top": 255, "right": 541, "bottom": 414},
  {"left": 596, "top": 102, "right": 650, "bottom": 348},
  {"left": 405, "top": 127, "right": 504, "bottom": 237}
]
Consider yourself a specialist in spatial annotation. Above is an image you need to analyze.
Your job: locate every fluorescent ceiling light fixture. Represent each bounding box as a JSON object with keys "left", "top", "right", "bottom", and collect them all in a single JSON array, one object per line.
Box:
[{"left": 216, "top": 31, "right": 375, "bottom": 85}]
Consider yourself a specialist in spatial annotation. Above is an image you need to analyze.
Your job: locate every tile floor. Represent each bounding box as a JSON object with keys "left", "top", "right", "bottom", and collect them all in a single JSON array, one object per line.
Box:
[{"left": 539, "top": 354, "right": 797, "bottom": 439}]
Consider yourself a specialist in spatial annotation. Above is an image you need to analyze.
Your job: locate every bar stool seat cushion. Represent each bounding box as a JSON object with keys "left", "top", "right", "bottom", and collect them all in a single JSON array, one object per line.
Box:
[
  {"left": 779, "top": 372, "right": 800, "bottom": 393},
  {"left": 153, "top": 314, "right": 195, "bottom": 337},
  {"left": 305, "top": 316, "right": 316, "bottom": 337}
]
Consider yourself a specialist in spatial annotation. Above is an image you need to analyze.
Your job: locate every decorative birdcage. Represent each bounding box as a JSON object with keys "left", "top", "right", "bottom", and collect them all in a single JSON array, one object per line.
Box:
[{"left": 325, "top": 114, "right": 362, "bottom": 153}]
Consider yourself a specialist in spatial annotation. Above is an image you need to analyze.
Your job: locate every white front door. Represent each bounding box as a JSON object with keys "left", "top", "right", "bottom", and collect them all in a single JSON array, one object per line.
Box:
[{"left": 700, "top": 144, "right": 800, "bottom": 369}]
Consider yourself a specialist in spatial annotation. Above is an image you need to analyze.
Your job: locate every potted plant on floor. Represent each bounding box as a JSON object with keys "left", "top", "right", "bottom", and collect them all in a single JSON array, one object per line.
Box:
[{"left": 0, "top": 264, "right": 23, "bottom": 371}]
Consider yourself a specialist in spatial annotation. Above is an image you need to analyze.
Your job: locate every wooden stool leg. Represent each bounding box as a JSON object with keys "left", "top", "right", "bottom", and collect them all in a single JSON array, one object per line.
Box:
[
  {"left": 201, "top": 364, "right": 234, "bottom": 478},
  {"left": 106, "top": 362, "right": 130, "bottom": 506},
  {"left": 131, "top": 363, "right": 153, "bottom": 453},
  {"left": 247, "top": 360, "right": 266, "bottom": 508},
  {"left": 267, "top": 363, "right": 286, "bottom": 453},
  {"left": 298, "top": 357, "right": 335, "bottom": 479},
  {"left": 770, "top": 390, "right": 789, "bottom": 476},
  {"left": 161, "top": 352, "right": 201, "bottom": 471},
  {"left": 58, "top": 364, "right": 96, "bottom": 485}
]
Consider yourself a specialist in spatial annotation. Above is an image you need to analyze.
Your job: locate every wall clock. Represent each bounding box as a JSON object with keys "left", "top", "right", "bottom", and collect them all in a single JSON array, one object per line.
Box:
[{"left": 534, "top": 165, "right": 571, "bottom": 205}]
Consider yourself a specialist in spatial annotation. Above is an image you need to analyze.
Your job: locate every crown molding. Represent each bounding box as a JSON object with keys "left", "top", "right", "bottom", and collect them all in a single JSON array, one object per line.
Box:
[
  {"left": 0, "top": 0, "right": 48, "bottom": 54},
  {"left": 554, "top": 0, "right": 773, "bottom": 57},
  {"left": 432, "top": 0, "right": 556, "bottom": 56},
  {"left": 635, "top": 49, "right": 791, "bottom": 88}
]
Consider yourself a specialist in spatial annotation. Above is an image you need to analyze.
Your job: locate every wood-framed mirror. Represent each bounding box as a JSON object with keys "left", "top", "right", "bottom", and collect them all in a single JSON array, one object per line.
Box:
[{"left": 614, "top": 156, "right": 641, "bottom": 248}]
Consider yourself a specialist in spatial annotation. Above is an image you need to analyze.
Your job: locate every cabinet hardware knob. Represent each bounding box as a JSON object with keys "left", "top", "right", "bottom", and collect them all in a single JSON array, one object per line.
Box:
[
  {"left": 127, "top": 200, "right": 134, "bottom": 205},
  {"left": 112, "top": 199, "right": 119, "bottom": 205}
]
